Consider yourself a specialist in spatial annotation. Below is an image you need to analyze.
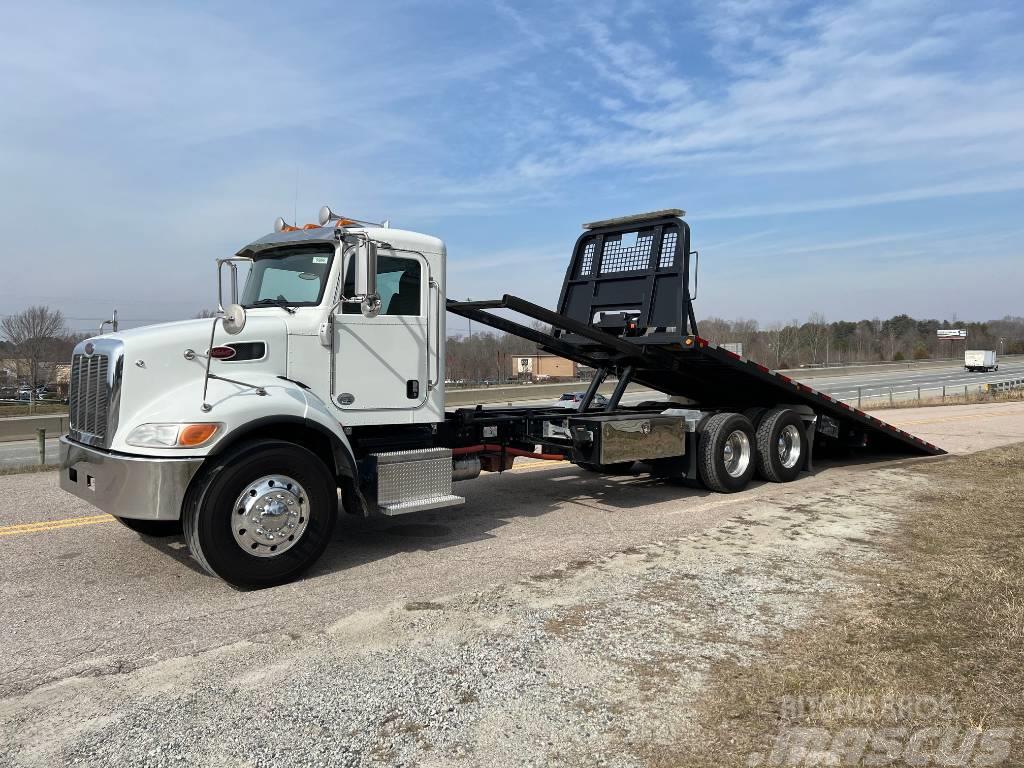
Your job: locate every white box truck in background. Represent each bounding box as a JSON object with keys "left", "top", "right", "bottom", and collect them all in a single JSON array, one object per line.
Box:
[{"left": 965, "top": 350, "right": 998, "bottom": 372}]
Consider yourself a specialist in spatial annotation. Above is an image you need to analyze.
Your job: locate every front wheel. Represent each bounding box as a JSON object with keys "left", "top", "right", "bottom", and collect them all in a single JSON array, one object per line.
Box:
[
  {"left": 183, "top": 440, "right": 338, "bottom": 589},
  {"left": 697, "top": 413, "right": 757, "bottom": 493}
]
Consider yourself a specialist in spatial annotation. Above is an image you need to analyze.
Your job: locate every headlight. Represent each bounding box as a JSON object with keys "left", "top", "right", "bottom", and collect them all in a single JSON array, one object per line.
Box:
[{"left": 126, "top": 422, "right": 222, "bottom": 448}]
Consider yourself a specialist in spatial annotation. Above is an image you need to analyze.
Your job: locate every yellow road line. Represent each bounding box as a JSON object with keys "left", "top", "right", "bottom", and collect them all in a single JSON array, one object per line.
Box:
[{"left": 0, "top": 514, "right": 112, "bottom": 537}]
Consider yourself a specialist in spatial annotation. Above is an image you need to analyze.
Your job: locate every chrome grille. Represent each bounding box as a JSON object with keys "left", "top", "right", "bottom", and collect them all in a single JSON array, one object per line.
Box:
[{"left": 69, "top": 353, "right": 110, "bottom": 443}]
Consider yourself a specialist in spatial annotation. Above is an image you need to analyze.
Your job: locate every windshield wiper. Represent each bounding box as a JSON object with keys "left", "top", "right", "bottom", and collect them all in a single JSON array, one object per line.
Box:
[{"left": 250, "top": 298, "right": 297, "bottom": 315}]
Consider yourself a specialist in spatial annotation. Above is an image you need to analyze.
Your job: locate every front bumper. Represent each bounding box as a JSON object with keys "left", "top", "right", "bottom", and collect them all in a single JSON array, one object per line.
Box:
[{"left": 59, "top": 437, "right": 205, "bottom": 521}]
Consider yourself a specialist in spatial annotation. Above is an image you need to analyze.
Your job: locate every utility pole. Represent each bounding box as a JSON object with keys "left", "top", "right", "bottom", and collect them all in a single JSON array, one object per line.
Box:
[{"left": 466, "top": 298, "right": 472, "bottom": 340}]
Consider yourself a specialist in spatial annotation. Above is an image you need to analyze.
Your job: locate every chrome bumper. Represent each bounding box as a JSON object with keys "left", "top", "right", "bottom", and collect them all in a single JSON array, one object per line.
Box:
[{"left": 59, "top": 437, "right": 205, "bottom": 521}]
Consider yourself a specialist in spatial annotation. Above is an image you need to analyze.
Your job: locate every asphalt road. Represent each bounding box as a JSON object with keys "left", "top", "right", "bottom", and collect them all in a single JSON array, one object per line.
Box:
[
  {"left": 2, "top": 401, "right": 1024, "bottom": 767},
  {"left": 796, "top": 358, "right": 1024, "bottom": 402},
  {"left": 507, "top": 357, "right": 1024, "bottom": 409}
]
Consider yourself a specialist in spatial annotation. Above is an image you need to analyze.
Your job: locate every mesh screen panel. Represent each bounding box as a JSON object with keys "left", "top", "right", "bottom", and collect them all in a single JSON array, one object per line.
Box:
[{"left": 600, "top": 232, "right": 653, "bottom": 273}]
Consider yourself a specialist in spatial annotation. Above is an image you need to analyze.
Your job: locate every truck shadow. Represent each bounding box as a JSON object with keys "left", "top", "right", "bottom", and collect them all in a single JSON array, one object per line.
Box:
[
  {"left": 306, "top": 450, "right": 932, "bottom": 583},
  {"left": 141, "top": 451, "right": 937, "bottom": 585}
]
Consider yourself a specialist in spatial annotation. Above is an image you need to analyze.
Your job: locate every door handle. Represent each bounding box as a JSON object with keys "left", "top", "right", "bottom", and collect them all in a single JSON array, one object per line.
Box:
[{"left": 428, "top": 278, "right": 439, "bottom": 390}]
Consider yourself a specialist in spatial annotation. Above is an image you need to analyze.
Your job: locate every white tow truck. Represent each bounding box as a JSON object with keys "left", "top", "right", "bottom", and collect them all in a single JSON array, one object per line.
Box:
[{"left": 59, "top": 208, "right": 941, "bottom": 587}]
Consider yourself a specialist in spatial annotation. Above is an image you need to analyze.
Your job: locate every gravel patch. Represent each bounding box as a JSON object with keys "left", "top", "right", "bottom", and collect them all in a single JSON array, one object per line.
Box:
[{"left": 1, "top": 466, "right": 926, "bottom": 767}]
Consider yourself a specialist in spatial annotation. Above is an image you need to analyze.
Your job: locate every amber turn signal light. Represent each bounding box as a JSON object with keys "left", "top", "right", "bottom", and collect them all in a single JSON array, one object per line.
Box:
[{"left": 178, "top": 423, "right": 220, "bottom": 447}]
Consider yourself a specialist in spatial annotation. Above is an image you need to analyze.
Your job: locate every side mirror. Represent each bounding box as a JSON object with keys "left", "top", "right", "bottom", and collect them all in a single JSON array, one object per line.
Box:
[
  {"left": 355, "top": 240, "right": 380, "bottom": 318},
  {"left": 222, "top": 303, "right": 247, "bottom": 335}
]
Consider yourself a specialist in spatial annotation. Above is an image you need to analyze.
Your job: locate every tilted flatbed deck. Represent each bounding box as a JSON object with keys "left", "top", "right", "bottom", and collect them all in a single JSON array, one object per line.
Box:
[{"left": 447, "top": 211, "right": 942, "bottom": 459}]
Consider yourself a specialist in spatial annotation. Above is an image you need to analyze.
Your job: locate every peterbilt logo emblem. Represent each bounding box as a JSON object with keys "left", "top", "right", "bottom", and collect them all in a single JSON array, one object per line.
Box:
[
  {"left": 640, "top": 420, "right": 652, "bottom": 435},
  {"left": 337, "top": 393, "right": 355, "bottom": 406},
  {"left": 84, "top": 342, "right": 95, "bottom": 356}
]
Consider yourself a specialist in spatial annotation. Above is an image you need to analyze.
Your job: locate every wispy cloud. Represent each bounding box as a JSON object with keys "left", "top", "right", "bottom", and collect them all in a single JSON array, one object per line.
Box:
[
  {"left": 1, "top": 0, "right": 1021, "bottom": 324},
  {"left": 698, "top": 172, "right": 1024, "bottom": 220}
]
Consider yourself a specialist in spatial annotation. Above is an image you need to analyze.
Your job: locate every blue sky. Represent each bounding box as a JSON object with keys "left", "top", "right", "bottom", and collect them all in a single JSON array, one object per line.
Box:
[{"left": 1, "top": 0, "right": 1023, "bottom": 335}]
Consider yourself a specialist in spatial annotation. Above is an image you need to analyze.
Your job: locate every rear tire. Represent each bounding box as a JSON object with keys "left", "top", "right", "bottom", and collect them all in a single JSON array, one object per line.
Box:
[
  {"left": 697, "top": 413, "right": 756, "bottom": 493},
  {"left": 115, "top": 517, "right": 183, "bottom": 537},
  {"left": 755, "top": 408, "right": 807, "bottom": 483},
  {"left": 742, "top": 407, "right": 767, "bottom": 430},
  {"left": 183, "top": 440, "right": 338, "bottom": 589}
]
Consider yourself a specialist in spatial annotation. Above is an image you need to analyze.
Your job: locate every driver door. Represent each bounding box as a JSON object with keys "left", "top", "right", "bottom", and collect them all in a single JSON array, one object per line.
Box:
[{"left": 333, "top": 249, "right": 429, "bottom": 416}]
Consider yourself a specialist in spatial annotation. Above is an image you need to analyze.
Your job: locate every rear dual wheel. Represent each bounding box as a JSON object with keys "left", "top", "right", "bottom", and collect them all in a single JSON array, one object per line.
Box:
[
  {"left": 698, "top": 408, "right": 808, "bottom": 492},
  {"left": 697, "top": 413, "right": 757, "bottom": 493},
  {"left": 755, "top": 408, "right": 807, "bottom": 483}
]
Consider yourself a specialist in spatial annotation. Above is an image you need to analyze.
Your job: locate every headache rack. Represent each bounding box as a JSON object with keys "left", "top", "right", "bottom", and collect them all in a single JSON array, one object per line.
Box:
[{"left": 447, "top": 211, "right": 943, "bottom": 457}]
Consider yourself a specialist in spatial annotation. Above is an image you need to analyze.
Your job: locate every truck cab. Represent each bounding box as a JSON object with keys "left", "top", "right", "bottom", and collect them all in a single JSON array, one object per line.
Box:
[{"left": 60, "top": 210, "right": 451, "bottom": 586}]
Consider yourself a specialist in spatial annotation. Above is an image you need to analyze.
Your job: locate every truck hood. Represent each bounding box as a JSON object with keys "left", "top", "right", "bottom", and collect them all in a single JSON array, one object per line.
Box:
[{"left": 76, "top": 315, "right": 290, "bottom": 452}]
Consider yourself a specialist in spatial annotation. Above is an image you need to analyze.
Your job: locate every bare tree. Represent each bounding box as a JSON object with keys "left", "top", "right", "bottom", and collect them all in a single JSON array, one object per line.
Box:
[
  {"left": 1, "top": 306, "right": 67, "bottom": 412},
  {"left": 764, "top": 320, "right": 801, "bottom": 369},
  {"left": 802, "top": 312, "right": 828, "bottom": 364}
]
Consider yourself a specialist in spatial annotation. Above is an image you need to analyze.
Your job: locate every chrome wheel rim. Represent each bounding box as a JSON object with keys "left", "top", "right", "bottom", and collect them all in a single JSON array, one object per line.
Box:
[
  {"left": 778, "top": 424, "right": 802, "bottom": 469},
  {"left": 722, "top": 430, "right": 751, "bottom": 478},
  {"left": 232, "top": 474, "right": 308, "bottom": 558}
]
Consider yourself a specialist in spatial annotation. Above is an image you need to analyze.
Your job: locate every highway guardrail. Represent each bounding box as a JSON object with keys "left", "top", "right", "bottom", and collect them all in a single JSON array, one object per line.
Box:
[
  {"left": 0, "top": 414, "right": 69, "bottom": 443},
  {"left": 984, "top": 378, "right": 1024, "bottom": 394},
  {"left": 833, "top": 375, "right": 1024, "bottom": 409}
]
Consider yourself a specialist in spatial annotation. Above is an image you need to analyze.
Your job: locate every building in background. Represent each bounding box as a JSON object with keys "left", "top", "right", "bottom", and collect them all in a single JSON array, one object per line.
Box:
[{"left": 512, "top": 354, "right": 577, "bottom": 382}]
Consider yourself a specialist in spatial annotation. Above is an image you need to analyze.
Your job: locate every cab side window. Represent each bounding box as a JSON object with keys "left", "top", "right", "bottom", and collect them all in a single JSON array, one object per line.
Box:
[{"left": 342, "top": 254, "right": 422, "bottom": 315}]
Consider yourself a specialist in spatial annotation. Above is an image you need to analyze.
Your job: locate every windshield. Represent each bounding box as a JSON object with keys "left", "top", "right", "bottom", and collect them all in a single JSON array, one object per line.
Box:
[{"left": 240, "top": 245, "right": 334, "bottom": 308}]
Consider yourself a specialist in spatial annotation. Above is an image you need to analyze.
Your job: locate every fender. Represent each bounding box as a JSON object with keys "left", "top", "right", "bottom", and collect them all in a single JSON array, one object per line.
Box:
[
  {"left": 202, "top": 387, "right": 374, "bottom": 516},
  {"left": 208, "top": 413, "right": 357, "bottom": 481}
]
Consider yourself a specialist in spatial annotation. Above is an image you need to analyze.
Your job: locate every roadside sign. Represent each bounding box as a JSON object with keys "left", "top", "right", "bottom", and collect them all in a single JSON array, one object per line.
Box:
[{"left": 937, "top": 329, "right": 967, "bottom": 339}]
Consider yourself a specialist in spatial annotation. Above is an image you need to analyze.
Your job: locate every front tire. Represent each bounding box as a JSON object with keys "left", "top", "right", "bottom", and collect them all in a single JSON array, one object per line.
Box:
[
  {"left": 183, "top": 440, "right": 338, "bottom": 589},
  {"left": 755, "top": 408, "right": 806, "bottom": 483},
  {"left": 697, "top": 413, "right": 757, "bottom": 493}
]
